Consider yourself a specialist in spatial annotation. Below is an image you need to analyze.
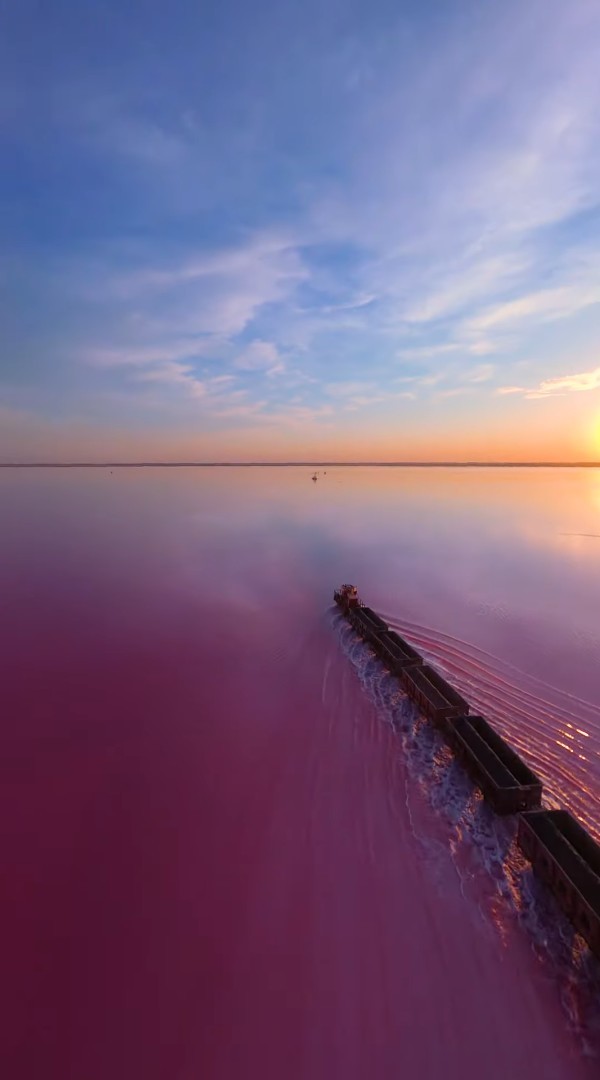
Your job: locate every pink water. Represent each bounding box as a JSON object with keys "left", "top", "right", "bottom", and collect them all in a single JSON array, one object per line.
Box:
[{"left": 1, "top": 465, "right": 600, "bottom": 1079}]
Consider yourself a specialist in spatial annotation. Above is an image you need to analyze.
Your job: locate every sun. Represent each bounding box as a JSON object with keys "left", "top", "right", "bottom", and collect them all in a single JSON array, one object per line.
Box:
[
  {"left": 583, "top": 413, "right": 600, "bottom": 459},
  {"left": 595, "top": 418, "right": 600, "bottom": 458}
]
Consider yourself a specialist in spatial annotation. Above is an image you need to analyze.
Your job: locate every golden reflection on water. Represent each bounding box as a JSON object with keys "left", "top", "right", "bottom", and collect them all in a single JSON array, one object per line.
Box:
[
  {"left": 567, "top": 724, "right": 591, "bottom": 739},
  {"left": 589, "top": 471, "right": 600, "bottom": 514}
]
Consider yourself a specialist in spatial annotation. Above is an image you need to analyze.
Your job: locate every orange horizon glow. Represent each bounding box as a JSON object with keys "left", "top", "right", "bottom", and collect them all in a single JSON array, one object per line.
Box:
[{"left": 1, "top": 392, "right": 599, "bottom": 465}]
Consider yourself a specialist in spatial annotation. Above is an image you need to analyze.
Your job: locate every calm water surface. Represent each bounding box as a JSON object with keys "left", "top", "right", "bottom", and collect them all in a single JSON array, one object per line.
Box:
[{"left": 2, "top": 466, "right": 600, "bottom": 1079}]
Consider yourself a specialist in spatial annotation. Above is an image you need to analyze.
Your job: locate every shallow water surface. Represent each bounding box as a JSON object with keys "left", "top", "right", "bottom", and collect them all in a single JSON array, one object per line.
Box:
[{"left": 1, "top": 466, "right": 600, "bottom": 1078}]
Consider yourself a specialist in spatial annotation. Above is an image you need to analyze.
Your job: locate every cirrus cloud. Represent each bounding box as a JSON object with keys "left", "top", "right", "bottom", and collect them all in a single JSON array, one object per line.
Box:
[{"left": 496, "top": 365, "right": 600, "bottom": 399}]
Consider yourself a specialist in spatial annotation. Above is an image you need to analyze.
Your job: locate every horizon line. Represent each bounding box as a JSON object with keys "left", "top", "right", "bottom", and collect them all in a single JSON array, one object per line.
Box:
[{"left": 2, "top": 461, "right": 600, "bottom": 469}]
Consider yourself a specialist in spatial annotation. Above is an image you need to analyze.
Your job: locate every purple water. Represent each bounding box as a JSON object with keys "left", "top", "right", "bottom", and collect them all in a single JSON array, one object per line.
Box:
[{"left": 1, "top": 465, "right": 600, "bottom": 1078}]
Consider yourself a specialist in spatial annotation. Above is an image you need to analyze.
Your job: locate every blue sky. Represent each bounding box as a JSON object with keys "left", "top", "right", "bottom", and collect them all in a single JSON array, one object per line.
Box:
[{"left": 2, "top": 0, "right": 600, "bottom": 459}]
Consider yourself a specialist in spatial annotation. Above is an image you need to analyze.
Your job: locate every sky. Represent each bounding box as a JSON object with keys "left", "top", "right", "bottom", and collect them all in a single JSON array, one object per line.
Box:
[{"left": 2, "top": 0, "right": 600, "bottom": 462}]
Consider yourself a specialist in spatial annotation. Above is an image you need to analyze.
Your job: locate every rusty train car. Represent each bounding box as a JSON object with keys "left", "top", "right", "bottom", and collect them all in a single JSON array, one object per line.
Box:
[
  {"left": 518, "top": 810, "right": 600, "bottom": 958},
  {"left": 372, "top": 630, "right": 423, "bottom": 674},
  {"left": 447, "top": 715, "right": 542, "bottom": 814},
  {"left": 400, "top": 663, "right": 470, "bottom": 725},
  {"left": 334, "top": 583, "right": 600, "bottom": 960}
]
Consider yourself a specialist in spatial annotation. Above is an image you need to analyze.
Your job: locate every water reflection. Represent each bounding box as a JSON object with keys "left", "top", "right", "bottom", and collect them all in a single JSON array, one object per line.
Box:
[{"left": 1, "top": 466, "right": 599, "bottom": 1080}]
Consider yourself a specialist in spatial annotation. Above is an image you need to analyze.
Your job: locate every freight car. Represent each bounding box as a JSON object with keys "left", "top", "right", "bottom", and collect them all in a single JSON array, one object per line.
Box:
[
  {"left": 372, "top": 630, "right": 424, "bottom": 674},
  {"left": 447, "top": 715, "right": 542, "bottom": 814},
  {"left": 349, "top": 606, "right": 387, "bottom": 643},
  {"left": 346, "top": 605, "right": 383, "bottom": 643},
  {"left": 518, "top": 810, "right": 600, "bottom": 959},
  {"left": 360, "top": 605, "right": 388, "bottom": 632},
  {"left": 400, "top": 663, "right": 470, "bottom": 725}
]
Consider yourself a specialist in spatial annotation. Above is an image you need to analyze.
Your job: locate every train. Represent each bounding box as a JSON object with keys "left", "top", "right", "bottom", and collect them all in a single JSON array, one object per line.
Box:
[{"left": 334, "top": 583, "right": 600, "bottom": 960}]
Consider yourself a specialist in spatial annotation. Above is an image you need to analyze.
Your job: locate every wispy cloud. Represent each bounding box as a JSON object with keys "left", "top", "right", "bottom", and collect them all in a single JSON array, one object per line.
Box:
[
  {"left": 464, "top": 277, "right": 600, "bottom": 338},
  {"left": 394, "top": 363, "right": 494, "bottom": 392},
  {"left": 495, "top": 385, "right": 527, "bottom": 396},
  {"left": 526, "top": 365, "right": 600, "bottom": 398},
  {"left": 435, "top": 387, "right": 476, "bottom": 400},
  {"left": 209, "top": 374, "right": 236, "bottom": 386},
  {"left": 262, "top": 403, "right": 335, "bottom": 427},
  {"left": 212, "top": 400, "right": 267, "bottom": 421},
  {"left": 464, "top": 364, "right": 495, "bottom": 384},
  {"left": 92, "top": 233, "right": 308, "bottom": 346},
  {"left": 325, "top": 381, "right": 379, "bottom": 398},
  {"left": 402, "top": 254, "right": 527, "bottom": 326},
  {"left": 85, "top": 341, "right": 210, "bottom": 368},
  {"left": 395, "top": 371, "right": 444, "bottom": 390},
  {"left": 396, "top": 344, "right": 461, "bottom": 362},
  {"left": 135, "top": 361, "right": 207, "bottom": 398},
  {"left": 234, "top": 339, "right": 285, "bottom": 375},
  {"left": 496, "top": 365, "right": 600, "bottom": 399},
  {"left": 68, "top": 93, "right": 191, "bottom": 168}
]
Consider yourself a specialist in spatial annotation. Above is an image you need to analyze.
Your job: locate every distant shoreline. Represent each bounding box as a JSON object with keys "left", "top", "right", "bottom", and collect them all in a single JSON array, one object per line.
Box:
[{"left": 1, "top": 462, "right": 599, "bottom": 469}]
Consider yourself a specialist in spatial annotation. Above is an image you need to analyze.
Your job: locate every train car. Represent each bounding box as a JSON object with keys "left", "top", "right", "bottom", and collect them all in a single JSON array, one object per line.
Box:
[
  {"left": 400, "top": 663, "right": 470, "bottom": 724},
  {"left": 518, "top": 810, "right": 600, "bottom": 958},
  {"left": 343, "top": 606, "right": 387, "bottom": 647},
  {"left": 356, "top": 609, "right": 389, "bottom": 643},
  {"left": 360, "top": 606, "right": 388, "bottom": 632},
  {"left": 346, "top": 607, "right": 365, "bottom": 630},
  {"left": 371, "top": 630, "right": 424, "bottom": 674},
  {"left": 448, "top": 715, "right": 542, "bottom": 813}
]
